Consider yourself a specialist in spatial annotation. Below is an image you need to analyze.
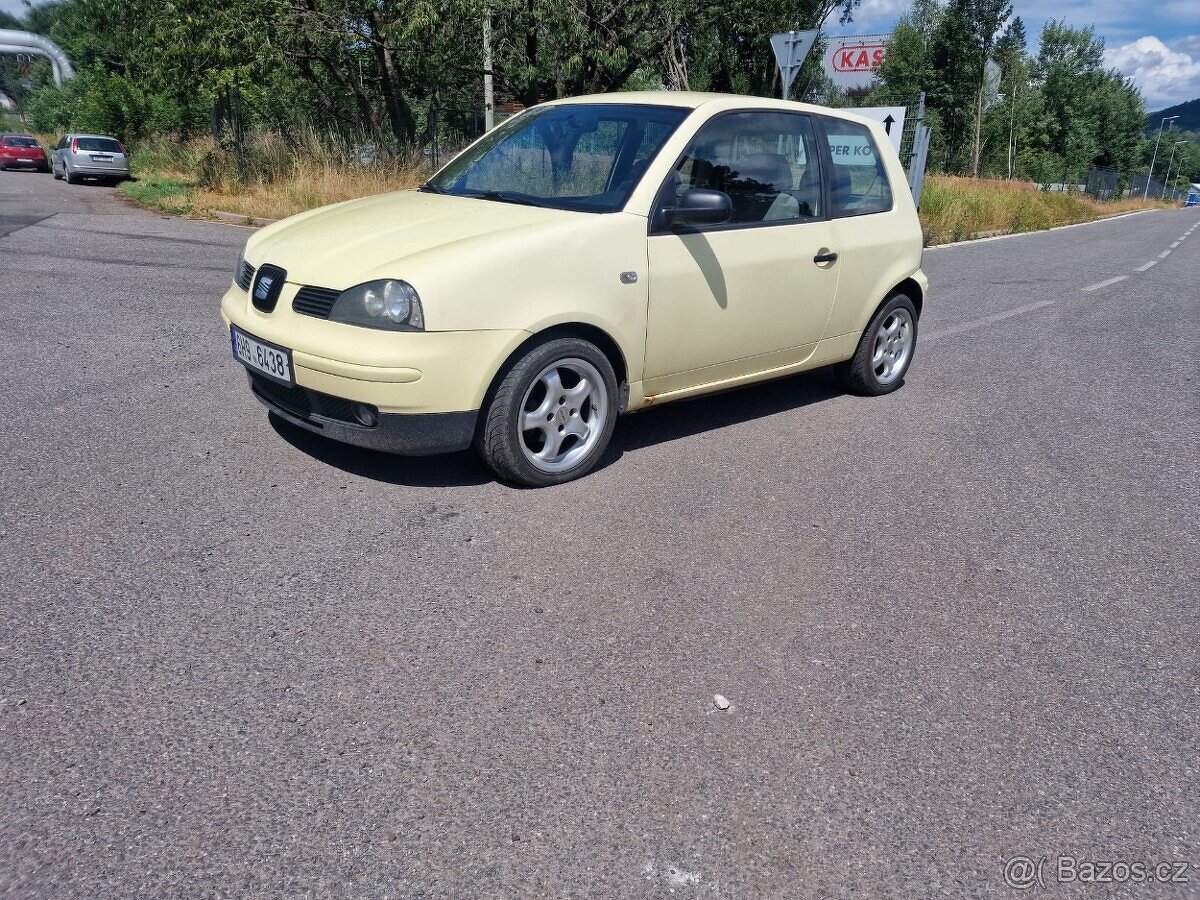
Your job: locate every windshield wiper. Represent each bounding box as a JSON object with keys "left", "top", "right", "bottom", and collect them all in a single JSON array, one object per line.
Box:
[
  {"left": 418, "top": 182, "right": 449, "bottom": 194},
  {"left": 472, "top": 190, "right": 547, "bottom": 207}
]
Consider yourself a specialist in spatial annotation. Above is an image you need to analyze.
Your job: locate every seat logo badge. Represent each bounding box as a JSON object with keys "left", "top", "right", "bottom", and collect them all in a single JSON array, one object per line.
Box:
[{"left": 255, "top": 275, "right": 275, "bottom": 300}]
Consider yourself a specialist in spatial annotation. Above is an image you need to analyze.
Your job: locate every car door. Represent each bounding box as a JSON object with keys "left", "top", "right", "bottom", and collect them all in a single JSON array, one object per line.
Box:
[
  {"left": 816, "top": 115, "right": 907, "bottom": 340},
  {"left": 643, "top": 110, "right": 840, "bottom": 398}
]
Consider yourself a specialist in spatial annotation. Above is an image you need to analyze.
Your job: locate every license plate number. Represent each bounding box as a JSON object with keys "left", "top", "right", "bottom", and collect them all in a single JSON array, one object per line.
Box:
[{"left": 231, "top": 326, "right": 293, "bottom": 385}]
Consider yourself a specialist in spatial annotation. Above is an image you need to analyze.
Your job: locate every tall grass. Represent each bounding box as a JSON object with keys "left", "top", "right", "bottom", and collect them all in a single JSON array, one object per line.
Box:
[
  {"left": 920, "top": 175, "right": 1166, "bottom": 245},
  {"left": 123, "top": 129, "right": 428, "bottom": 219},
  {"left": 196, "top": 131, "right": 426, "bottom": 220}
]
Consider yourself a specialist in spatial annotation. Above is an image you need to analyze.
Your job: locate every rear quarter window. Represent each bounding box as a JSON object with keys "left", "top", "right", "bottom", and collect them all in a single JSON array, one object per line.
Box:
[{"left": 823, "top": 119, "right": 893, "bottom": 217}]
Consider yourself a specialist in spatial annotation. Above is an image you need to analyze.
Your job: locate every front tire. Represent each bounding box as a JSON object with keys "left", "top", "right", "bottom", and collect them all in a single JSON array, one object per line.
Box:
[
  {"left": 839, "top": 293, "right": 918, "bottom": 396},
  {"left": 476, "top": 338, "right": 618, "bottom": 487}
]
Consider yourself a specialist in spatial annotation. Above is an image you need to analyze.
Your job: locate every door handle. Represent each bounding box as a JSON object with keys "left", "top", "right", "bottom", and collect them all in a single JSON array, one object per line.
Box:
[{"left": 813, "top": 251, "right": 839, "bottom": 264}]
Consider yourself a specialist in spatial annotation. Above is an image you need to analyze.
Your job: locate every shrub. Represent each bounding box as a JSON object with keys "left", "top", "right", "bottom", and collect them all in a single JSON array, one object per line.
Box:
[{"left": 23, "top": 65, "right": 179, "bottom": 141}]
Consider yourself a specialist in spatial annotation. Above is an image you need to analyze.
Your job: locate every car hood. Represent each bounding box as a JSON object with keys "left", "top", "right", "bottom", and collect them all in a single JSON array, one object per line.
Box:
[{"left": 247, "top": 190, "right": 588, "bottom": 289}]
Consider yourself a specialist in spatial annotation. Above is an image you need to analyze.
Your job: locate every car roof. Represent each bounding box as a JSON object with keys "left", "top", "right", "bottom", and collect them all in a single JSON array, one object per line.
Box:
[
  {"left": 539, "top": 91, "right": 885, "bottom": 128},
  {"left": 67, "top": 133, "right": 121, "bottom": 140}
]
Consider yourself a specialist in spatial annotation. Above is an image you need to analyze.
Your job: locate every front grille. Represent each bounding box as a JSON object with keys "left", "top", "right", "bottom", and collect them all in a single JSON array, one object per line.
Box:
[
  {"left": 248, "top": 373, "right": 372, "bottom": 427},
  {"left": 236, "top": 260, "right": 254, "bottom": 291},
  {"left": 293, "top": 286, "right": 340, "bottom": 319}
]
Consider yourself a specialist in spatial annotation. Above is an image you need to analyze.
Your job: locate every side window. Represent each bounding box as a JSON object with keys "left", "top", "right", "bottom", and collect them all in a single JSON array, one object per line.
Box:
[
  {"left": 822, "top": 119, "right": 893, "bottom": 217},
  {"left": 662, "top": 111, "right": 823, "bottom": 226}
]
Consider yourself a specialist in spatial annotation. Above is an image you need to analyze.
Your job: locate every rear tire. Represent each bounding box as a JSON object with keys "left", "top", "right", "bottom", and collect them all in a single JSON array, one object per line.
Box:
[
  {"left": 476, "top": 337, "right": 618, "bottom": 487},
  {"left": 66, "top": 168, "right": 81, "bottom": 185},
  {"left": 839, "top": 293, "right": 918, "bottom": 396}
]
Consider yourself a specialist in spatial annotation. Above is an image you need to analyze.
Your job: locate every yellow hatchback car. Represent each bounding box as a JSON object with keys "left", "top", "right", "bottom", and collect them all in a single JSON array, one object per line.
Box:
[{"left": 222, "top": 92, "right": 927, "bottom": 486}]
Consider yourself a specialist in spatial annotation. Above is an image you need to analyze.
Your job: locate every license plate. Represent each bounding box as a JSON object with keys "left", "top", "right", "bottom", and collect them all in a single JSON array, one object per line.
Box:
[{"left": 231, "top": 326, "right": 293, "bottom": 386}]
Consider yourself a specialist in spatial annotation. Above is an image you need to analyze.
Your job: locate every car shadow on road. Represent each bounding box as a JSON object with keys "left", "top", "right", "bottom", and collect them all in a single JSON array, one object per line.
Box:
[{"left": 268, "top": 366, "right": 850, "bottom": 488}]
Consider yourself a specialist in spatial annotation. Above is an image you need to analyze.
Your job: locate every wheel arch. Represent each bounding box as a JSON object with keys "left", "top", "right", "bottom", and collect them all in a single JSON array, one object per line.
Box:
[
  {"left": 893, "top": 277, "right": 924, "bottom": 318},
  {"left": 477, "top": 322, "right": 629, "bottom": 428}
]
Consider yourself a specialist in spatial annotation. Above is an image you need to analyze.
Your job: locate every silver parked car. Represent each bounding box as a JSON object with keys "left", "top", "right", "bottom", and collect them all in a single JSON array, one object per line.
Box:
[{"left": 52, "top": 133, "right": 131, "bottom": 184}]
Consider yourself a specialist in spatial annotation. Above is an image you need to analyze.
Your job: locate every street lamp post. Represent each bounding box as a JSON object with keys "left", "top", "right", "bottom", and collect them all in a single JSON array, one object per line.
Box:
[
  {"left": 1161, "top": 140, "right": 1189, "bottom": 202},
  {"left": 1144, "top": 115, "right": 1179, "bottom": 200}
]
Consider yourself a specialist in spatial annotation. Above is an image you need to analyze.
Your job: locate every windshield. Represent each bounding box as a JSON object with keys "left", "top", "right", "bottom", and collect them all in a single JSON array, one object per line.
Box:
[
  {"left": 427, "top": 103, "right": 690, "bottom": 213},
  {"left": 5, "top": 137, "right": 40, "bottom": 149},
  {"left": 76, "top": 138, "right": 122, "bottom": 153}
]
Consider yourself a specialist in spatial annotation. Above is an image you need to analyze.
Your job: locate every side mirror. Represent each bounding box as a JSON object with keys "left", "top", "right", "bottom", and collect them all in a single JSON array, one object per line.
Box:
[{"left": 667, "top": 188, "right": 732, "bottom": 227}]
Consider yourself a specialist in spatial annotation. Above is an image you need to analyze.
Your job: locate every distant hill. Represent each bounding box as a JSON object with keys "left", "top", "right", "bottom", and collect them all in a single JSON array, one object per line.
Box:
[{"left": 1147, "top": 98, "right": 1200, "bottom": 133}]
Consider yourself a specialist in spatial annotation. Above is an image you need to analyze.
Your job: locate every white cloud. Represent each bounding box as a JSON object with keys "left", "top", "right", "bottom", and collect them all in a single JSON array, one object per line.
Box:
[
  {"left": 1171, "top": 35, "right": 1200, "bottom": 56},
  {"left": 1105, "top": 36, "right": 1200, "bottom": 108}
]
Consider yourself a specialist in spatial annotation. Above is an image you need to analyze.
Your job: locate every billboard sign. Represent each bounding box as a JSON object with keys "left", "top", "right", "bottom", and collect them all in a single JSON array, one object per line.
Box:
[{"left": 824, "top": 34, "right": 890, "bottom": 90}]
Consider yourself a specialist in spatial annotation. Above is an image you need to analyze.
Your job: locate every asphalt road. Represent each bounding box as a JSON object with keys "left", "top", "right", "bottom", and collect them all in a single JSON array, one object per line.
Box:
[{"left": 1, "top": 170, "right": 1197, "bottom": 900}]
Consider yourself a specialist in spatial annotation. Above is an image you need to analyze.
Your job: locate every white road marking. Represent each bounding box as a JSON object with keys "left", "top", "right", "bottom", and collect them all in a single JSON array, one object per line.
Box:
[
  {"left": 1171, "top": 242, "right": 1180, "bottom": 248},
  {"left": 1136, "top": 260, "right": 1159, "bottom": 271},
  {"left": 1081, "top": 275, "right": 1128, "bottom": 293},
  {"left": 923, "top": 300, "right": 1056, "bottom": 341},
  {"left": 1158, "top": 250, "right": 1171, "bottom": 258}
]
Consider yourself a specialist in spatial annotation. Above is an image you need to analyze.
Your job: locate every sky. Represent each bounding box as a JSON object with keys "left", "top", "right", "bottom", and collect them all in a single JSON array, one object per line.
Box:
[
  {"left": 832, "top": 0, "right": 1200, "bottom": 109},
  {"left": 2, "top": 0, "right": 1198, "bottom": 110}
]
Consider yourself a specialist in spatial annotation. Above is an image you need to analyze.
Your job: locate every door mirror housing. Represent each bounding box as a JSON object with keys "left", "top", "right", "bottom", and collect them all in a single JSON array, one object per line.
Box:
[{"left": 667, "top": 189, "right": 732, "bottom": 227}]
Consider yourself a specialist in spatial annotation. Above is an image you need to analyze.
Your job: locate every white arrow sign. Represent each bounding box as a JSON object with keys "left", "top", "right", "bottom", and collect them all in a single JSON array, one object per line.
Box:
[
  {"left": 770, "top": 30, "right": 819, "bottom": 99},
  {"left": 850, "top": 105, "right": 906, "bottom": 154}
]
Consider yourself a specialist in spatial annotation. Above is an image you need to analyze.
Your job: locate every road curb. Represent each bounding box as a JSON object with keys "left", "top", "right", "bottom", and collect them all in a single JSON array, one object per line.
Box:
[
  {"left": 927, "top": 209, "right": 1159, "bottom": 250},
  {"left": 211, "top": 210, "right": 279, "bottom": 228}
]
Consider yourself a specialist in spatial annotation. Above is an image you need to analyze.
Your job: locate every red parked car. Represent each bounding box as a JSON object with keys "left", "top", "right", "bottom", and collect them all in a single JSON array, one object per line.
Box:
[{"left": 0, "top": 134, "right": 51, "bottom": 172}]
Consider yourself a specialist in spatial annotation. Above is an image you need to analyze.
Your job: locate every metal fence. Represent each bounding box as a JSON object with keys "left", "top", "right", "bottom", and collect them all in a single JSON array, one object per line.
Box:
[{"left": 1083, "top": 168, "right": 1187, "bottom": 203}]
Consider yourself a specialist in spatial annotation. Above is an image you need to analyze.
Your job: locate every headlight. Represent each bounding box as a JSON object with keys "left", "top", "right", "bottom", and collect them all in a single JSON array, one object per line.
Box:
[{"left": 329, "top": 280, "right": 425, "bottom": 331}]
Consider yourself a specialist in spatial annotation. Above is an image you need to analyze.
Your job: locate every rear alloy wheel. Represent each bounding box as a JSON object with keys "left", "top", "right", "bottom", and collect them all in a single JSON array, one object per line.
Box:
[
  {"left": 477, "top": 338, "right": 618, "bottom": 487},
  {"left": 65, "top": 166, "right": 81, "bottom": 185},
  {"left": 839, "top": 293, "right": 918, "bottom": 396}
]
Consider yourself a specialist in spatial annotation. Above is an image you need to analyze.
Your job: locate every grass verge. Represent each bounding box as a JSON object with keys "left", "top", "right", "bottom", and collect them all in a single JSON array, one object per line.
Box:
[
  {"left": 119, "top": 175, "right": 197, "bottom": 215},
  {"left": 120, "top": 132, "right": 425, "bottom": 222},
  {"left": 920, "top": 175, "right": 1168, "bottom": 244}
]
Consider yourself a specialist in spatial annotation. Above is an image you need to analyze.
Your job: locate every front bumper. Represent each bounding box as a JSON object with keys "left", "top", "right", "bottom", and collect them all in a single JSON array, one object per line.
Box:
[
  {"left": 223, "top": 283, "right": 530, "bottom": 455},
  {"left": 247, "top": 371, "right": 477, "bottom": 454}
]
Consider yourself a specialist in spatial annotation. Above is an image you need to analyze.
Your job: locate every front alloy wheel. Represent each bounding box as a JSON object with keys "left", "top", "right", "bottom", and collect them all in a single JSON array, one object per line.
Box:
[{"left": 477, "top": 337, "right": 618, "bottom": 486}]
